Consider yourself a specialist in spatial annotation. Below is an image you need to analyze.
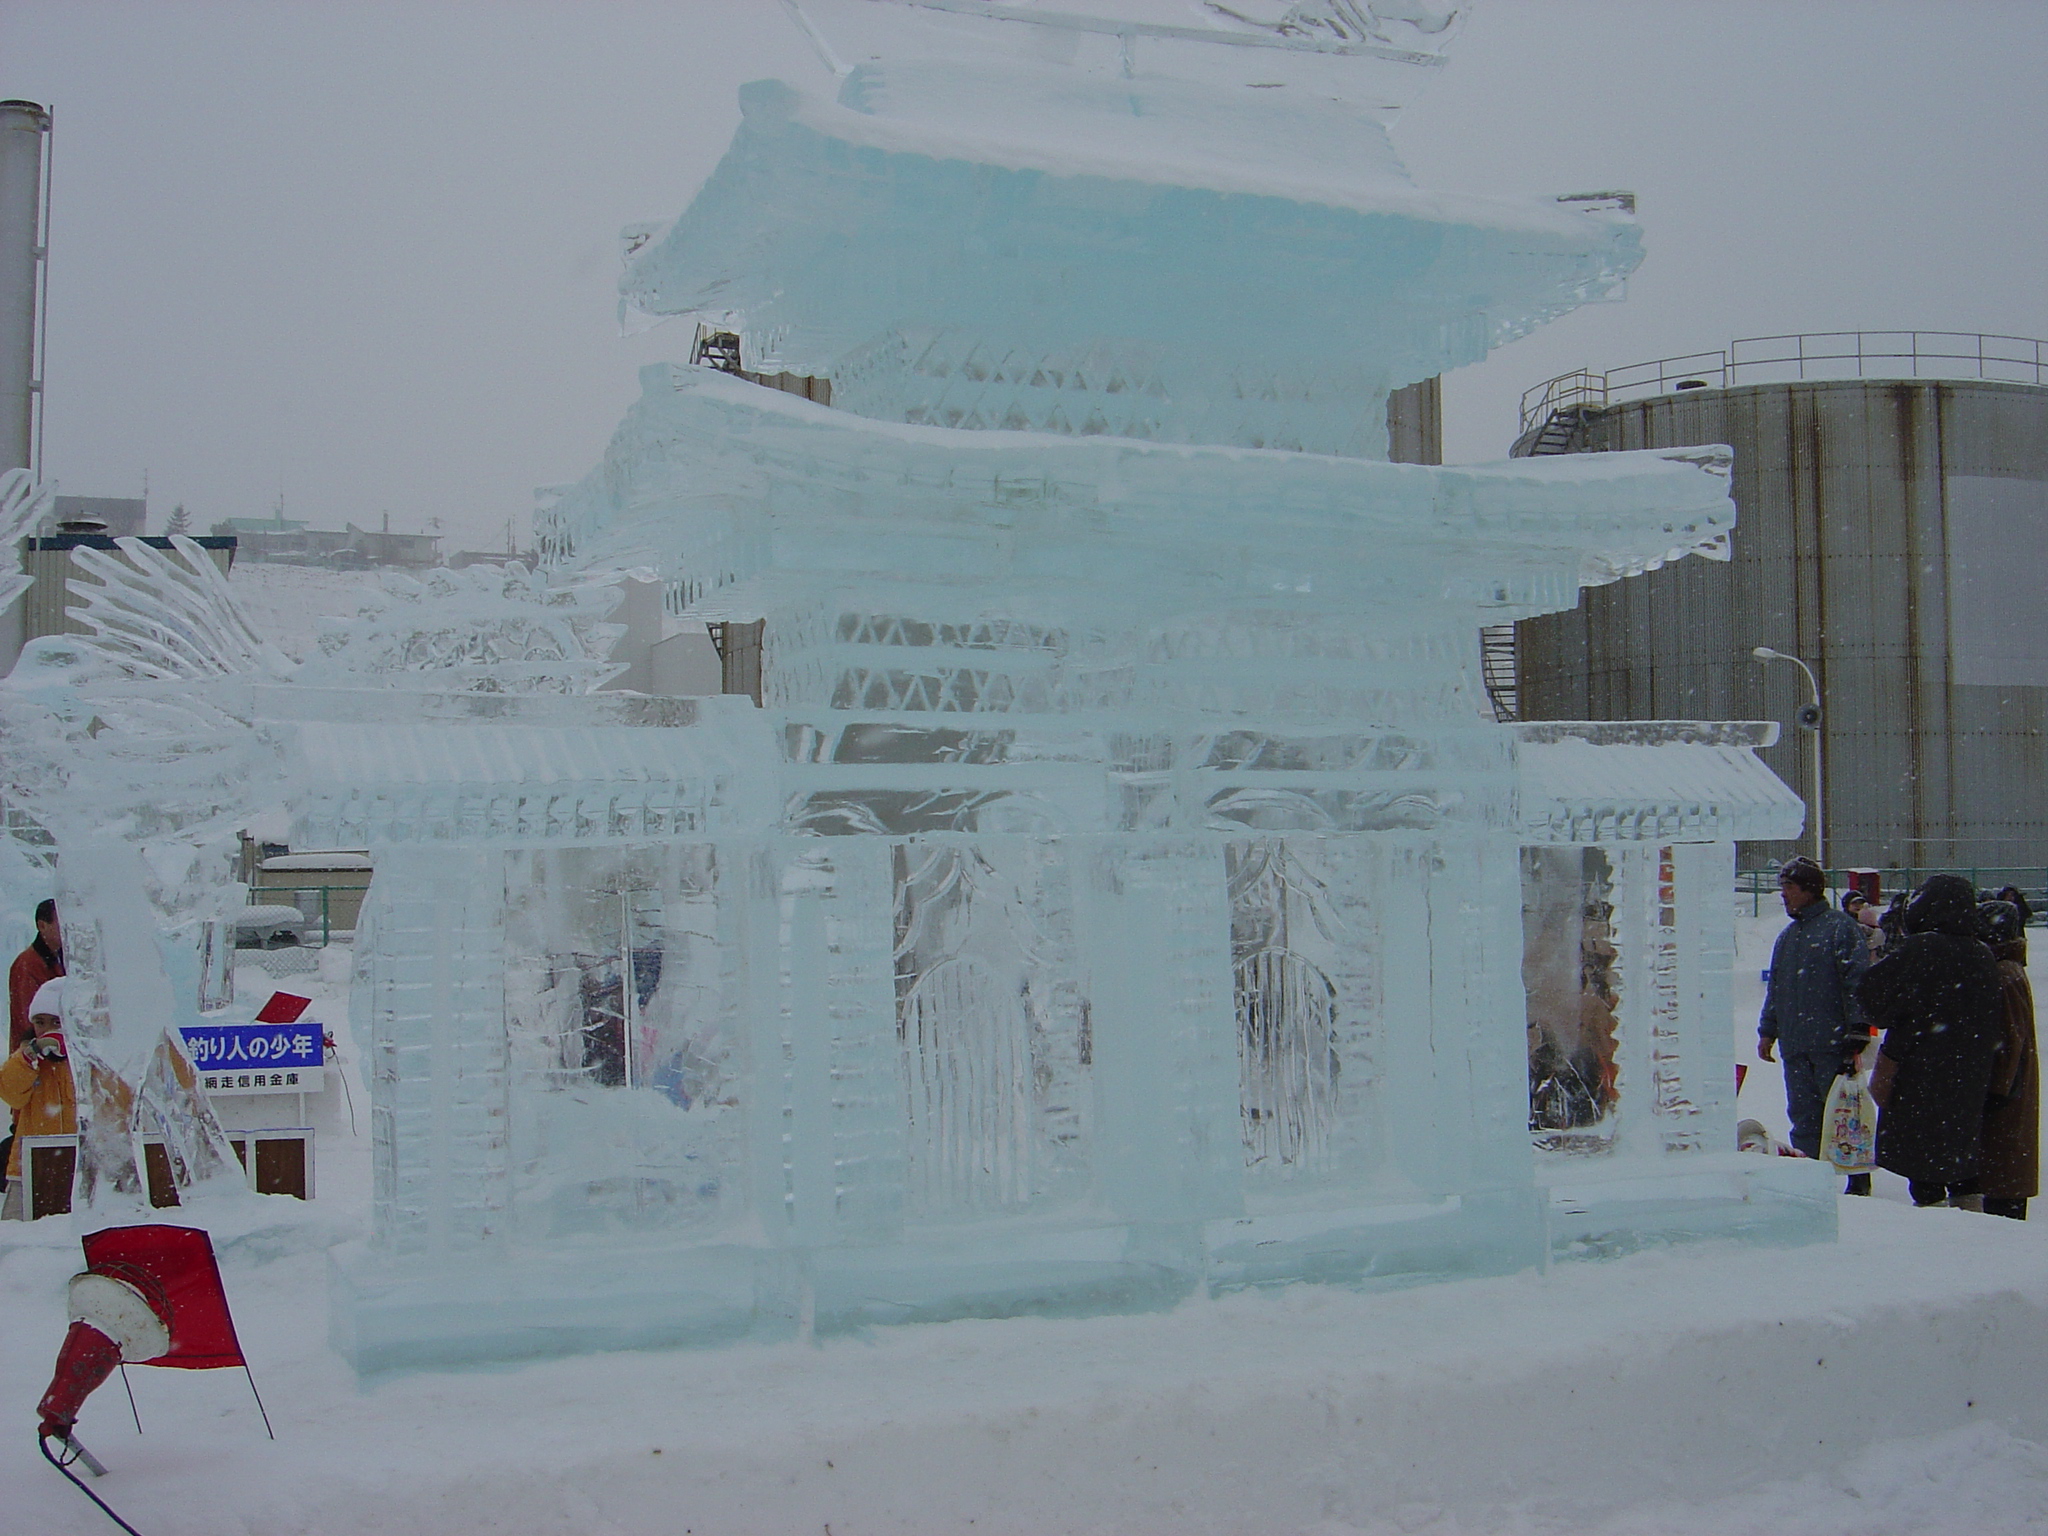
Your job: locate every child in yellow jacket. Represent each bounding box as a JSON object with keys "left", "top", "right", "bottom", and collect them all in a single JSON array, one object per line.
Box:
[{"left": 1, "top": 978, "right": 75, "bottom": 1215}]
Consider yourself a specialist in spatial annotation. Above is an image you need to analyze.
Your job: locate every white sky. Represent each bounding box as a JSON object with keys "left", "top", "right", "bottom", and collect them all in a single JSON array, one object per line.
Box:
[{"left": 2, "top": 0, "right": 2045, "bottom": 550}]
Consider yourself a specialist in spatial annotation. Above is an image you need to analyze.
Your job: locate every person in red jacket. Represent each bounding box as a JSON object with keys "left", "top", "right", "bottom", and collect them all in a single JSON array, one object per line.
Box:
[{"left": 8, "top": 899, "right": 63, "bottom": 1054}]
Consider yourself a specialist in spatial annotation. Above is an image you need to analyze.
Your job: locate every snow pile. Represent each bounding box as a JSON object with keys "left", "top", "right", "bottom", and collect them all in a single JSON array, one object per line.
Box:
[
  {"left": 2, "top": 1190, "right": 2044, "bottom": 1535},
  {"left": 224, "top": 562, "right": 386, "bottom": 662}
]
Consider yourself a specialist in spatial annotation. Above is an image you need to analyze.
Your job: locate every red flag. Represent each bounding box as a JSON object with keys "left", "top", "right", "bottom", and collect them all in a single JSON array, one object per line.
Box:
[
  {"left": 254, "top": 991, "right": 313, "bottom": 1024},
  {"left": 81, "top": 1225, "right": 246, "bottom": 1370}
]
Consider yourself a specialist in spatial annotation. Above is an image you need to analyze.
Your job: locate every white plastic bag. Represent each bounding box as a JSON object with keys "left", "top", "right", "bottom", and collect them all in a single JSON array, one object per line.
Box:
[{"left": 1820, "top": 1070, "right": 1877, "bottom": 1173}]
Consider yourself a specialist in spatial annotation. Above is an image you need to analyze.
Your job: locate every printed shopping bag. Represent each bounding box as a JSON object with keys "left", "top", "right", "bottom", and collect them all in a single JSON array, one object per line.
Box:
[{"left": 1820, "top": 1070, "right": 1877, "bottom": 1173}]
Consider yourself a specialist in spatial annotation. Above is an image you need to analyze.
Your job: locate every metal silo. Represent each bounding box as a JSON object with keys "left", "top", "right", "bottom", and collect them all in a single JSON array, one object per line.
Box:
[{"left": 1513, "top": 332, "right": 2048, "bottom": 878}]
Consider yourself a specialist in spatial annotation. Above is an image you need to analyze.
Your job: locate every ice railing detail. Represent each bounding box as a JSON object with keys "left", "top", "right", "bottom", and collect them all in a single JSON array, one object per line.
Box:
[{"left": 299, "top": 563, "right": 626, "bottom": 695}]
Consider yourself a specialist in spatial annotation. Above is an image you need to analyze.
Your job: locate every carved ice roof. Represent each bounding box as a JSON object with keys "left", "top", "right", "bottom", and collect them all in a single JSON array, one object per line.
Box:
[
  {"left": 620, "top": 73, "right": 1638, "bottom": 435},
  {"left": 549, "top": 364, "right": 1734, "bottom": 626},
  {"left": 1515, "top": 722, "right": 1805, "bottom": 846}
]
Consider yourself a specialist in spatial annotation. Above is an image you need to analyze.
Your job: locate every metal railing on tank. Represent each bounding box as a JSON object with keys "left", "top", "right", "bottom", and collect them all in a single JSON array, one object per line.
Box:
[{"left": 1521, "top": 330, "right": 2048, "bottom": 435}]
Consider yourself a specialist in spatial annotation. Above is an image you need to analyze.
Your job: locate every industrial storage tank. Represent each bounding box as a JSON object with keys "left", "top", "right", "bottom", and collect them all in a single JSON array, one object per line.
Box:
[{"left": 1511, "top": 332, "right": 2048, "bottom": 877}]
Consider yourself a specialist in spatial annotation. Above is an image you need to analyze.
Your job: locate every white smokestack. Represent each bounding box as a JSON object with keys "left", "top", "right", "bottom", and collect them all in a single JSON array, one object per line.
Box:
[{"left": 0, "top": 100, "right": 50, "bottom": 477}]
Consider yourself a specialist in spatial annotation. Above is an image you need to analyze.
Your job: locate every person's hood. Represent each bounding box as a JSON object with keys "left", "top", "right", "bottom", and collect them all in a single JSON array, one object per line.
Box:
[
  {"left": 1903, "top": 874, "right": 1982, "bottom": 938},
  {"left": 1995, "top": 936, "right": 2029, "bottom": 966}
]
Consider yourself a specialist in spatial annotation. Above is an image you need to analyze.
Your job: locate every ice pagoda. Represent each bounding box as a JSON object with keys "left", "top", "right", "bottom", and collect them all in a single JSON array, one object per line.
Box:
[{"left": 323, "top": 0, "right": 1817, "bottom": 1369}]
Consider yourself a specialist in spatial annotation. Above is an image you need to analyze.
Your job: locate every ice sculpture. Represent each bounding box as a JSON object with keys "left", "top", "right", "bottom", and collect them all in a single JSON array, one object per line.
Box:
[
  {"left": 0, "top": 4, "right": 1825, "bottom": 1368},
  {"left": 311, "top": 1, "right": 1820, "bottom": 1370},
  {"left": 0, "top": 467, "right": 51, "bottom": 615},
  {"left": 0, "top": 532, "right": 288, "bottom": 1206},
  {"left": 294, "top": 563, "right": 627, "bottom": 694},
  {"left": 0, "top": 471, "right": 57, "bottom": 923},
  {"left": 0, "top": 530, "right": 633, "bottom": 1213}
]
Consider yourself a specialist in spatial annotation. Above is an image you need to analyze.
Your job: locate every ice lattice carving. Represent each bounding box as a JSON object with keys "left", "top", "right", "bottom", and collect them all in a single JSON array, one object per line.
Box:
[{"left": 299, "top": 563, "right": 625, "bottom": 694}]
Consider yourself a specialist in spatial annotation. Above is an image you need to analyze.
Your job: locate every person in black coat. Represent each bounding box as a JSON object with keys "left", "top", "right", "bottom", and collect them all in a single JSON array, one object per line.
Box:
[
  {"left": 1858, "top": 875, "right": 2004, "bottom": 1205},
  {"left": 1994, "top": 885, "right": 2033, "bottom": 928},
  {"left": 1972, "top": 900, "right": 2037, "bottom": 1220}
]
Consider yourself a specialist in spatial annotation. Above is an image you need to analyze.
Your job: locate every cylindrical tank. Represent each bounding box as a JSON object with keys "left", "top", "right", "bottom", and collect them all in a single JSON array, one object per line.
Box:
[
  {"left": 0, "top": 100, "right": 49, "bottom": 475},
  {"left": 1516, "top": 375, "right": 2048, "bottom": 876}
]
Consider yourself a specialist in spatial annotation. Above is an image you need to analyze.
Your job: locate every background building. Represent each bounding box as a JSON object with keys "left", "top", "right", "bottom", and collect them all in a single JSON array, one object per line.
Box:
[
  {"left": 48, "top": 493, "right": 143, "bottom": 535},
  {"left": 209, "top": 513, "right": 442, "bottom": 569},
  {"left": 13, "top": 531, "right": 236, "bottom": 651},
  {"left": 1511, "top": 331, "right": 2048, "bottom": 877}
]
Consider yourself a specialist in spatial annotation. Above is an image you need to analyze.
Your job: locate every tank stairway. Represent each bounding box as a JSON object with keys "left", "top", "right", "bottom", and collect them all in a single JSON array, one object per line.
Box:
[
  {"left": 1508, "top": 404, "right": 1594, "bottom": 460},
  {"left": 1479, "top": 623, "right": 1519, "bottom": 723},
  {"left": 1486, "top": 402, "right": 1603, "bottom": 720}
]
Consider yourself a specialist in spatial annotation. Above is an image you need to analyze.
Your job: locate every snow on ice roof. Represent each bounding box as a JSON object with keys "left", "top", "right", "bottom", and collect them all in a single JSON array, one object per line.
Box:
[{"left": 1516, "top": 722, "right": 1806, "bottom": 845}]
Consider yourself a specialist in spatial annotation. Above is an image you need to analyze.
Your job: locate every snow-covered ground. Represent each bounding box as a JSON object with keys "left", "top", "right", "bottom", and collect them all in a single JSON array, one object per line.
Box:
[
  {"left": 225, "top": 562, "right": 386, "bottom": 662},
  {"left": 3, "top": 906, "right": 2045, "bottom": 1535}
]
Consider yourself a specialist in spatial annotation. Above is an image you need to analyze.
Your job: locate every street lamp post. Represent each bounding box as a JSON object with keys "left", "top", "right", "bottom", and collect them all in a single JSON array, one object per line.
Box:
[{"left": 1752, "top": 645, "right": 1824, "bottom": 871}]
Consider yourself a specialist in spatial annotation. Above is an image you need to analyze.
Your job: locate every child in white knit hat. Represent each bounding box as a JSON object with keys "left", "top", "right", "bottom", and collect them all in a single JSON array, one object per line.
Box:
[{"left": 1, "top": 978, "right": 74, "bottom": 1220}]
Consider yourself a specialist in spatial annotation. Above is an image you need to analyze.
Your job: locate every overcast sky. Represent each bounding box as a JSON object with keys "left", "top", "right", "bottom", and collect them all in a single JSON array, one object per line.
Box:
[{"left": 3, "top": 1, "right": 2045, "bottom": 550}]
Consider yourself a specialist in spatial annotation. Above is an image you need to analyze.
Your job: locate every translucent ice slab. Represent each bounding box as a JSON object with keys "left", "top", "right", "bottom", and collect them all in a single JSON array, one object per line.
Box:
[
  {"left": 547, "top": 364, "right": 1731, "bottom": 640},
  {"left": 622, "top": 71, "right": 1638, "bottom": 455}
]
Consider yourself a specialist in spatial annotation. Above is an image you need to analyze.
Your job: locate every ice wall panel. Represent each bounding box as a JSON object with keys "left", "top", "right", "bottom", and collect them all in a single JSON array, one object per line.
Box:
[{"left": 362, "top": 846, "right": 510, "bottom": 1256}]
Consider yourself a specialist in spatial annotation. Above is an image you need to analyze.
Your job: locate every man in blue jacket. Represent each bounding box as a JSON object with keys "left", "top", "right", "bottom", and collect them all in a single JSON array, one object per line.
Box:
[{"left": 1758, "top": 857, "right": 1872, "bottom": 1189}]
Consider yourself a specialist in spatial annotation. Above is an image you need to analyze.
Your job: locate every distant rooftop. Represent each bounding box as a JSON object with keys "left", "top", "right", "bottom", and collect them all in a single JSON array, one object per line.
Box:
[
  {"left": 217, "top": 515, "right": 309, "bottom": 533},
  {"left": 47, "top": 494, "right": 146, "bottom": 537}
]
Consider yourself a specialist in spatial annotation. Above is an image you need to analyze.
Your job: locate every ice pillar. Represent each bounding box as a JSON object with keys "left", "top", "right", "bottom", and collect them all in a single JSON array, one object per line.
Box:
[{"left": 364, "top": 846, "right": 511, "bottom": 1254}]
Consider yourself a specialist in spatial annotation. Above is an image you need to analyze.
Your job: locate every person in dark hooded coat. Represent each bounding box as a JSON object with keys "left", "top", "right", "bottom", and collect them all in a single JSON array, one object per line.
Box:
[
  {"left": 1858, "top": 875, "right": 2003, "bottom": 1205},
  {"left": 1972, "top": 900, "right": 2037, "bottom": 1219}
]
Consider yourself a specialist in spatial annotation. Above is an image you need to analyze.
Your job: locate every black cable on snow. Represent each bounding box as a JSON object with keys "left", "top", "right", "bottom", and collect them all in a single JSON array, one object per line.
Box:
[{"left": 39, "top": 1431, "right": 148, "bottom": 1536}]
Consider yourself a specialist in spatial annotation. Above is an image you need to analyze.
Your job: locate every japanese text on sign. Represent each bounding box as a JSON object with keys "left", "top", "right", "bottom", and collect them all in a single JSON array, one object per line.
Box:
[{"left": 181, "top": 1022, "right": 324, "bottom": 1096}]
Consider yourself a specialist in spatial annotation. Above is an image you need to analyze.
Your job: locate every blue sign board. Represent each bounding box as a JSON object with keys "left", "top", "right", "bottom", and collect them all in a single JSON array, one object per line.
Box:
[{"left": 181, "top": 1022, "right": 324, "bottom": 1096}]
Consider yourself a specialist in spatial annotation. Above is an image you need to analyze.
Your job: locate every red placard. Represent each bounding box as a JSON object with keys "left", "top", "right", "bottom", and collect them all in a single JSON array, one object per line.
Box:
[
  {"left": 254, "top": 991, "right": 313, "bottom": 1024},
  {"left": 81, "top": 1225, "right": 246, "bottom": 1370}
]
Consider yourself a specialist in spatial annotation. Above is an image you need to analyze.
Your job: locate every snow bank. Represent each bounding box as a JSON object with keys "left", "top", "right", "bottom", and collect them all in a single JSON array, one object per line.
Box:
[
  {"left": 225, "top": 562, "right": 385, "bottom": 662},
  {"left": 3, "top": 1193, "right": 2045, "bottom": 1535}
]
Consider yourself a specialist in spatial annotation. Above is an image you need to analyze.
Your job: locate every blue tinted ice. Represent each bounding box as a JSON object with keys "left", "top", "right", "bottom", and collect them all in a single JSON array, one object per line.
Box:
[{"left": 0, "top": 4, "right": 1825, "bottom": 1367}]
